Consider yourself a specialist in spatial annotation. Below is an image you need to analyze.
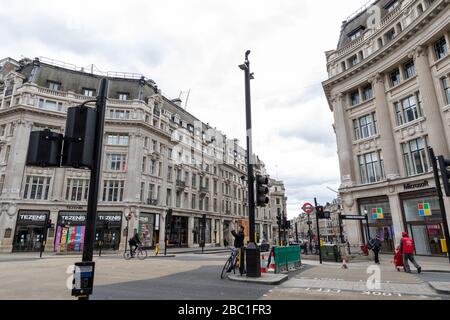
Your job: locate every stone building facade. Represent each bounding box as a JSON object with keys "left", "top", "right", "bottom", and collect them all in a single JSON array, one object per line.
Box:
[
  {"left": 323, "top": 0, "right": 450, "bottom": 255},
  {"left": 0, "top": 57, "right": 281, "bottom": 253}
]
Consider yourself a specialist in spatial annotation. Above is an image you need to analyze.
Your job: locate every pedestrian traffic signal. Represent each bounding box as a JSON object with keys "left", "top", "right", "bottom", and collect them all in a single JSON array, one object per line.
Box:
[
  {"left": 256, "top": 175, "right": 270, "bottom": 207},
  {"left": 438, "top": 156, "right": 450, "bottom": 196}
]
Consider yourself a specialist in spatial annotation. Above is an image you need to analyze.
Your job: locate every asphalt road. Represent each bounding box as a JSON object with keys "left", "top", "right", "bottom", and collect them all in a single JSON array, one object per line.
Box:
[{"left": 92, "top": 255, "right": 271, "bottom": 300}]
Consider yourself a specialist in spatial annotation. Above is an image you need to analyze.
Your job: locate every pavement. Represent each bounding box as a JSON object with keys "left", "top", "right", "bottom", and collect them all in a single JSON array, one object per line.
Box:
[{"left": 0, "top": 250, "right": 449, "bottom": 300}]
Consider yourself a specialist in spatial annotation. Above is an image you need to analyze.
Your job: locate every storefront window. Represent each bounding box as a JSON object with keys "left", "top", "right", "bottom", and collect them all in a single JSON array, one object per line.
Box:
[
  {"left": 402, "top": 195, "right": 445, "bottom": 256},
  {"left": 359, "top": 198, "right": 394, "bottom": 253},
  {"left": 139, "top": 213, "right": 155, "bottom": 248},
  {"left": 55, "top": 212, "right": 86, "bottom": 253},
  {"left": 13, "top": 211, "right": 49, "bottom": 252}
]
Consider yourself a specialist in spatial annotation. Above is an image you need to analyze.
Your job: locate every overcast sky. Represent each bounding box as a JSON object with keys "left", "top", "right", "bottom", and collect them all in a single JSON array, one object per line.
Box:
[{"left": 0, "top": 0, "right": 367, "bottom": 219}]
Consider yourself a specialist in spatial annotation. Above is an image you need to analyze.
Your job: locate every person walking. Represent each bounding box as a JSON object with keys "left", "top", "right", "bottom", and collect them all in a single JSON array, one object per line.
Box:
[
  {"left": 400, "top": 232, "right": 421, "bottom": 273},
  {"left": 368, "top": 235, "right": 382, "bottom": 264}
]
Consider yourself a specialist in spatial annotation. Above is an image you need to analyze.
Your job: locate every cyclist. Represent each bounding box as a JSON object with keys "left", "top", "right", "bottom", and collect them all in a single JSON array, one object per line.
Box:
[
  {"left": 228, "top": 224, "right": 245, "bottom": 272},
  {"left": 128, "top": 232, "right": 141, "bottom": 257}
]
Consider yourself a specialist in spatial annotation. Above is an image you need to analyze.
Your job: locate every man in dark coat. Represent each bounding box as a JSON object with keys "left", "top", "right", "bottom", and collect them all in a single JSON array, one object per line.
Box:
[{"left": 368, "top": 235, "right": 382, "bottom": 264}]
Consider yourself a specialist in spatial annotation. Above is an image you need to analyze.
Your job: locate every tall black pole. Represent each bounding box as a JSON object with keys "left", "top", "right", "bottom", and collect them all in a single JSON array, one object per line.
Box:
[
  {"left": 295, "top": 220, "right": 299, "bottom": 243},
  {"left": 315, "top": 198, "right": 322, "bottom": 264},
  {"left": 307, "top": 213, "right": 313, "bottom": 254},
  {"left": 241, "top": 50, "right": 260, "bottom": 278},
  {"left": 40, "top": 218, "right": 49, "bottom": 259},
  {"left": 79, "top": 79, "right": 108, "bottom": 300},
  {"left": 430, "top": 148, "right": 450, "bottom": 263}
]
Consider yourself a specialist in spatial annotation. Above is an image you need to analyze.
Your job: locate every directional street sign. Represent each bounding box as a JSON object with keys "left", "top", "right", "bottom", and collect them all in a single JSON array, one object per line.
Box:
[
  {"left": 340, "top": 215, "right": 367, "bottom": 221},
  {"left": 302, "top": 203, "right": 314, "bottom": 214}
]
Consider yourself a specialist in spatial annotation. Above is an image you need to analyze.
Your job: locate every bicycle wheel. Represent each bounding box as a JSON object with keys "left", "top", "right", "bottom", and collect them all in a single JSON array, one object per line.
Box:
[
  {"left": 124, "top": 250, "right": 132, "bottom": 260},
  {"left": 221, "top": 257, "right": 233, "bottom": 279},
  {"left": 137, "top": 249, "right": 147, "bottom": 260}
]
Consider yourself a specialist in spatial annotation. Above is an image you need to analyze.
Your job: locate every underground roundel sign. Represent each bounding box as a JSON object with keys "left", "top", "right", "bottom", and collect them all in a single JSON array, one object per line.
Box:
[{"left": 302, "top": 203, "right": 314, "bottom": 214}]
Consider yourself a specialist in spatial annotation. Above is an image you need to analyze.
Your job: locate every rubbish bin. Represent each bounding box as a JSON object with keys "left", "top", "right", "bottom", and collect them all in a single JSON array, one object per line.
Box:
[{"left": 321, "top": 244, "right": 341, "bottom": 262}]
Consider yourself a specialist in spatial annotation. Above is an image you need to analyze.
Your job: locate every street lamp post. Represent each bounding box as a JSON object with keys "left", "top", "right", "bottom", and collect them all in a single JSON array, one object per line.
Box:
[{"left": 239, "top": 50, "right": 260, "bottom": 278}]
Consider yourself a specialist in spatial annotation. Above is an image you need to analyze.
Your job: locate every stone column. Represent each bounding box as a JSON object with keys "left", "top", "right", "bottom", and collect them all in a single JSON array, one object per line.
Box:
[
  {"left": 332, "top": 94, "right": 355, "bottom": 187},
  {"left": 388, "top": 194, "right": 405, "bottom": 246},
  {"left": 370, "top": 73, "right": 400, "bottom": 180},
  {"left": 124, "top": 133, "right": 142, "bottom": 202},
  {"left": 188, "top": 216, "right": 194, "bottom": 248},
  {"left": 3, "top": 121, "right": 32, "bottom": 200},
  {"left": 158, "top": 210, "right": 167, "bottom": 251},
  {"left": 411, "top": 46, "right": 449, "bottom": 156},
  {"left": 52, "top": 168, "right": 66, "bottom": 201},
  {"left": 219, "top": 218, "right": 224, "bottom": 247}
]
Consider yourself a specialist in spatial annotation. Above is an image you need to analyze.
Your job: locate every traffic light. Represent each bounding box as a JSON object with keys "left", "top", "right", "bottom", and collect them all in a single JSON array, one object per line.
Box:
[
  {"left": 61, "top": 106, "right": 97, "bottom": 169},
  {"left": 256, "top": 175, "right": 269, "bottom": 207},
  {"left": 315, "top": 206, "right": 324, "bottom": 219},
  {"left": 201, "top": 214, "right": 207, "bottom": 229},
  {"left": 166, "top": 209, "right": 173, "bottom": 227},
  {"left": 438, "top": 156, "right": 450, "bottom": 196},
  {"left": 26, "top": 129, "right": 63, "bottom": 167},
  {"left": 285, "top": 220, "right": 291, "bottom": 229},
  {"left": 277, "top": 214, "right": 282, "bottom": 226},
  {"left": 283, "top": 216, "right": 287, "bottom": 229}
]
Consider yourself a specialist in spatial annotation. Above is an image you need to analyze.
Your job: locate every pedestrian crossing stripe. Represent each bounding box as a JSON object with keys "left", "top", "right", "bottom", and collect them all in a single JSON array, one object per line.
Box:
[{"left": 418, "top": 203, "right": 432, "bottom": 217}]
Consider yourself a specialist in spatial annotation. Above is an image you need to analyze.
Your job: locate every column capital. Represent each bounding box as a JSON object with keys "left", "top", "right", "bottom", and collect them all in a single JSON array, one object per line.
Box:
[
  {"left": 408, "top": 45, "right": 428, "bottom": 60},
  {"left": 331, "top": 93, "right": 344, "bottom": 105},
  {"left": 368, "top": 73, "right": 385, "bottom": 85}
]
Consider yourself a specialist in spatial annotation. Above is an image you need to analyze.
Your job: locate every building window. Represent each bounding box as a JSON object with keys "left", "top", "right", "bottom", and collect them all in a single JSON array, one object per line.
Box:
[
  {"left": 350, "top": 91, "right": 360, "bottom": 106},
  {"left": 0, "top": 174, "right": 5, "bottom": 195},
  {"left": 385, "top": 0, "right": 399, "bottom": 12},
  {"left": 118, "top": 93, "right": 129, "bottom": 101},
  {"left": 167, "top": 166, "right": 173, "bottom": 182},
  {"left": 83, "top": 88, "right": 96, "bottom": 97},
  {"left": 48, "top": 81, "right": 61, "bottom": 91},
  {"left": 65, "top": 179, "right": 89, "bottom": 201},
  {"left": 149, "top": 160, "right": 156, "bottom": 175},
  {"left": 402, "top": 137, "right": 429, "bottom": 176},
  {"left": 349, "top": 29, "right": 363, "bottom": 41},
  {"left": 107, "top": 154, "right": 127, "bottom": 171},
  {"left": 434, "top": 37, "right": 448, "bottom": 60},
  {"left": 183, "top": 192, "right": 189, "bottom": 208},
  {"left": 166, "top": 189, "right": 172, "bottom": 206},
  {"left": 349, "top": 55, "right": 359, "bottom": 67},
  {"left": 107, "top": 133, "right": 129, "bottom": 145},
  {"left": 0, "top": 124, "right": 5, "bottom": 136},
  {"left": 358, "top": 151, "right": 385, "bottom": 184},
  {"left": 38, "top": 99, "right": 63, "bottom": 111},
  {"left": 353, "top": 112, "right": 377, "bottom": 140},
  {"left": 390, "top": 69, "right": 401, "bottom": 87},
  {"left": 403, "top": 60, "right": 416, "bottom": 79},
  {"left": 102, "top": 180, "right": 124, "bottom": 202},
  {"left": 108, "top": 109, "right": 130, "bottom": 120},
  {"left": 23, "top": 176, "right": 51, "bottom": 200},
  {"left": 362, "top": 85, "right": 373, "bottom": 100},
  {"left": 442, "top": 77, "right": 450, "bottom": 105},
  {"left": 385, "top": 28, "right": 396, "bottom": 42},
  {"left": 394, "top": 94, "right": 422, "bottom": 126},
  {"left": 192, "top": 174, "right": 197, "bottom": 189},
  {"left": 4, "top": 145, "right": 10, "bottom": 163},
  {"left": 175, "top": 191, "right": 181, "bottom": 208}
]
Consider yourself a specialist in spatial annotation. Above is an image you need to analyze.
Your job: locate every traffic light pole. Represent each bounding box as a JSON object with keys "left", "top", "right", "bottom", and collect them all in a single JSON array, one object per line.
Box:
[
  {"left": 429, "top": 148, "right": 450, "bottom": 263},
  {"left": 315, "top": 198, "right": 323, "bottom": 264},
  {"left": 79, "top": 79, "right": 109, "bottom": 300},
  {"left": 241, "top": 50, "right": 260, "bottom": 278},
  {"left": 307, "top": 213, "right": 313, "bottom": 254}
]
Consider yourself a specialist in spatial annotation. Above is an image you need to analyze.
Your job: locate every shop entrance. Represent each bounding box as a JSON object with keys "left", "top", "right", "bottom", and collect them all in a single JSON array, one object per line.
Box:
[
  {"left": 94, "top": 213, "right": 122, "bottom": 251},
  {"left": 13, "top": 211, "right": 49, "bottom": 252},
  {"left": 167, "top": 216, "right": 188, "bottom": 247},
  {"left": 401, "top": 191, "right": 446, "bottom": 256}
]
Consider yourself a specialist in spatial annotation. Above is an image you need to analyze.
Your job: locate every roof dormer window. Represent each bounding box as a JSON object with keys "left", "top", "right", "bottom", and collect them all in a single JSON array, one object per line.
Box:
[{"left": 348, "top": 26, "right": 365, "bottom": 41}]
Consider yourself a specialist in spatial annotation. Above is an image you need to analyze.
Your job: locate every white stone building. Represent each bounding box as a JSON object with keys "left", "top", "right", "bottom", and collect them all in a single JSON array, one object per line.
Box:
[
  {"left": 323, "top": 0, "right": 450, "bottom": 255},
  {"left": 0, "top": 57, "right": 283, "bottom": 253}
]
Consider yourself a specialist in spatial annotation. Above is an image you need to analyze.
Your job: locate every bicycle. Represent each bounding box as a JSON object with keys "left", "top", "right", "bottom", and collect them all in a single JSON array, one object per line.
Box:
[
  {"left": 124, "top": 244, "right": 148, "bottom": 260},
  {"left": 220, "top": 247, "right": 244, "bottom": 279}
]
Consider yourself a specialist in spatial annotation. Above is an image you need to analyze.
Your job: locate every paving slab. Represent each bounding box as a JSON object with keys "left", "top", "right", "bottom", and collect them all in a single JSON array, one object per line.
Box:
[{"left": 227, "top": 273, "right": 288, "bottom": 285}]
